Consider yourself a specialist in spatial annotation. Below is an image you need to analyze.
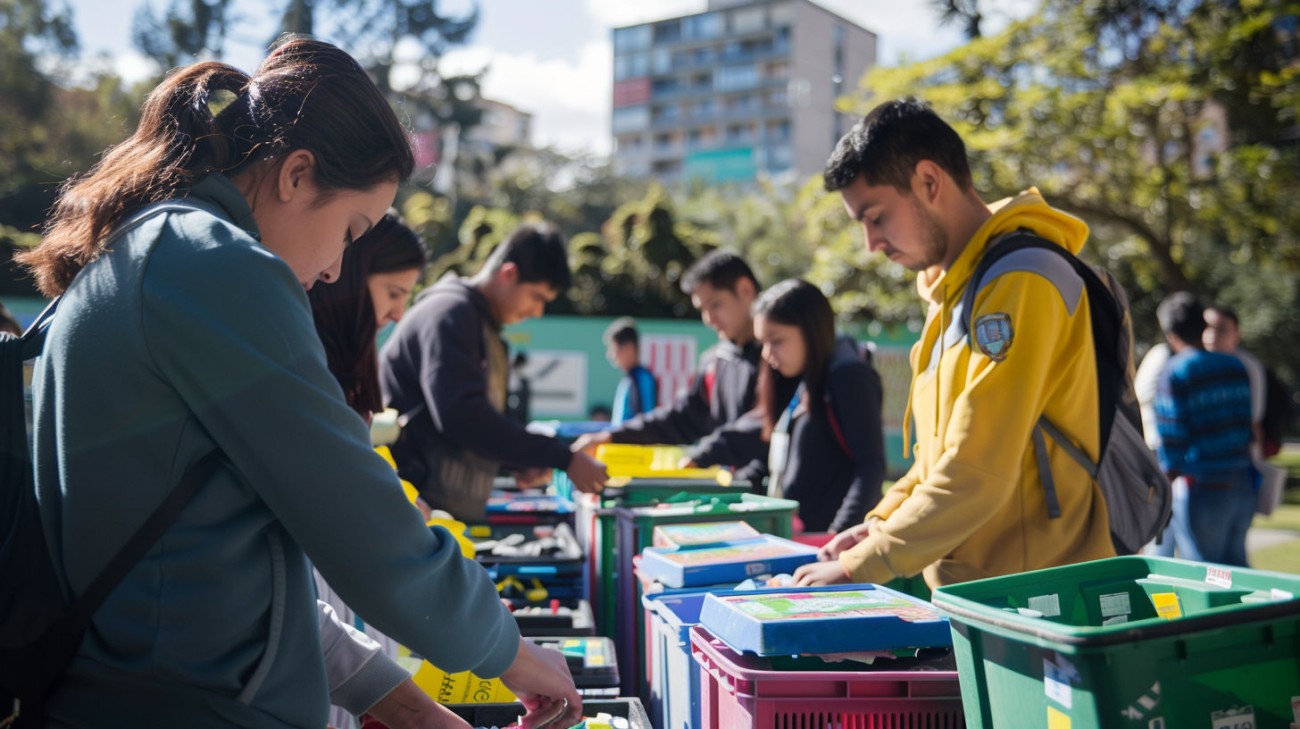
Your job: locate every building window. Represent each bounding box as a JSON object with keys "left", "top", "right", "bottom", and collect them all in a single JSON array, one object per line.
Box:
[
  {"left": 654, "top": 19, "right": 682, "bottom": 44},
  {"left": 614, "top": 52, "right": 650, "bottom": 81},
  {"left": 715, "top": 64, "right": 759, "bottom": 91},
  {"left": 613, "top": 25, "right": 652, "bottom": 54},
  {"left": 612, "top": 105, "right": 650, "bottom": 133},
  {"left": 684, "top": 12, "right": 723, "bottom": 40}
]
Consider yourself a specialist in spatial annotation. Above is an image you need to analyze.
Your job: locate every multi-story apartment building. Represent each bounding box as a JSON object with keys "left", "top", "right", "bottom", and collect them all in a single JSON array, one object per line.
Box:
[{"left": 611, "top": 0, "right": 877, "bottom": 184}]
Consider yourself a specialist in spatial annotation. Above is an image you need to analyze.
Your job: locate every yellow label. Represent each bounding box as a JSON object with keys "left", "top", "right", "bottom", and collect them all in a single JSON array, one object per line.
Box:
[
  {"left": 1047, "top": 706, "right": 1072, "bottom": 729},
  {"left": 1151, "top": 592, "right": 1182, "bottom": 620},
  {"left": 412, "top": 660, "right": 516, "bottom": 704}
]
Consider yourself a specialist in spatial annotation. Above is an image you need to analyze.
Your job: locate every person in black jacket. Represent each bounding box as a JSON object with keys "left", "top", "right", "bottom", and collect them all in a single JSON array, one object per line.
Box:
[
  {"left": 572, "top": 250, "right": 777, "bottom": 473},
  {"left": 750, "top": 279, "right": 886, "bottom": 533},
  {"left": 379, "top": 224, "right": 608, "bottom": 519}
]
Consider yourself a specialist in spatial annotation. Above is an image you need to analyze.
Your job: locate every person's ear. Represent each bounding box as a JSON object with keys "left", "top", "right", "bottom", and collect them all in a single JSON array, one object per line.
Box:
[
  {"left": 912, "top": 160, "right": 944, "bottom": 207},
  {"left": 498, "top": 261, "right": 520, "bottom": 286},
  {"left": 737, "top": 278, "right": 757, "bottom": 306},
  {"left": 276, "top": 149, "right": 317, "bottom": 204}
]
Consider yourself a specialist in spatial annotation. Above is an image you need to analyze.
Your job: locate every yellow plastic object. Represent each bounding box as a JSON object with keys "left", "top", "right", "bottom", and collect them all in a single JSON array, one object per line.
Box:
[
  {"left": 411, "top": 659, "right": 516, "bottom": 704},
  {"left": 495, "top": 575, "right": 549, "bottom": 602},
  {"left": 594, "top": 444, "right": 732, "bottom": 483},
  {"left": 375, "top": 446, "right": 474, "bottom": 558}
]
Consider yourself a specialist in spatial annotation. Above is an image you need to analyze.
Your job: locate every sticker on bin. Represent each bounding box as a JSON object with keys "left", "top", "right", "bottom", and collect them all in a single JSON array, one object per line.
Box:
[
  {"left": 638, "top": 535, "right": 818, "bottom": 588},
  {"left": 699, "top": 583, "right": 951, "bottom": 656},
  {"left": 1210, "top": 705, "right": 1255, "bottom": 729},
  {"left": 651, "top": 520, "right": 760, "bottom": 549}
]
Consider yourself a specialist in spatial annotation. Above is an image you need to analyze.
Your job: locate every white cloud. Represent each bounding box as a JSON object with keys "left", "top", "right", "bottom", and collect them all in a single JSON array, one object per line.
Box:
[
  {"left": 583, "top": 0, "right": 702, "bottom": 29},
  {"left": 442, "top": 39, "right": 614, "bottom": 156}
]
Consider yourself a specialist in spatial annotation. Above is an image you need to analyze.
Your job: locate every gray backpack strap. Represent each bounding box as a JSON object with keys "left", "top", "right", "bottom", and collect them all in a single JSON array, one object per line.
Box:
[{"left": 1030, "top": 423, "right": 1063, "bottom": 519}]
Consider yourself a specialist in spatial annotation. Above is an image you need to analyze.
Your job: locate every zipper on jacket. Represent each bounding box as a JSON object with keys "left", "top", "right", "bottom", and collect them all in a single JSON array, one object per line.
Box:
[{"left": 238, "top": 526, "right": 287, "bottom": 704}]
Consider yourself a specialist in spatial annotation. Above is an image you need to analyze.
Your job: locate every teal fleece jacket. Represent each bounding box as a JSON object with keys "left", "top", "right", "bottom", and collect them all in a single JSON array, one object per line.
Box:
[{"left": 32, "top": 174, "right": 519, "bottom": 728}]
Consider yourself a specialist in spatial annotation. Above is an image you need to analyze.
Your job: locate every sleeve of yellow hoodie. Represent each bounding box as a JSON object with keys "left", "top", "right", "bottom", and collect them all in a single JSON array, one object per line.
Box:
[{"left": 839, "top": 271, "right": 1077, "bottom": 584}]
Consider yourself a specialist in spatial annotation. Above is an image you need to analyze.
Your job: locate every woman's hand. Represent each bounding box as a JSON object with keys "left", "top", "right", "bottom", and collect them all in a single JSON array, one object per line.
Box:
[{"left": 498, "top": 638, "right": 582, "bottom": 729}]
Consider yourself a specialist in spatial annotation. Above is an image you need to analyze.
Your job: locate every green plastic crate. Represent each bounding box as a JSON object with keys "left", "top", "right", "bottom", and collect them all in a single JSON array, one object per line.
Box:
[
  {"left": 613, "top": 492, "right": 798, "bottom": 698},
  {"left": 565, "top": 476, "right": 745, "bottom": 640},
  {"left": 932, "top": 556, "right": 1300, "bottom": 729}
]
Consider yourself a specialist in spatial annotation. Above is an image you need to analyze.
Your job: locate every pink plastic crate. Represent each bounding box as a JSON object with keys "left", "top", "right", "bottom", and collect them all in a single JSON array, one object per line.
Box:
[{"left": 689, "top": 626, "right": 966, "bottom": 729}]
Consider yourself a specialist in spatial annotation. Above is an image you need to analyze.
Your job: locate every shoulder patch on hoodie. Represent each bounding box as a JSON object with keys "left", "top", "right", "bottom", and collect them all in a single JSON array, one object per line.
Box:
[{"left": 974, "top": 312, "right": 1014, "bottom": 362}]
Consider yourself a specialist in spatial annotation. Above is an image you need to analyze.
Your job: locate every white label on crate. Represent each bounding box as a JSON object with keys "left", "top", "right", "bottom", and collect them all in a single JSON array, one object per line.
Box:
[
  {"left": 1100, "top": 592, "right": 1131, "bottom": 617},
  {"left": 1210, "top": 705, "right": 1256, "bottom": 729},
  {"left": 1272, "top": 588, "right": 1294, "bottom": 601},
  {"left": 1044, "top": 658, "right": 1073, "bottom": 709},
  {"left": 1206, "top": 566, "right": 1233, "bottom": 589},
  {"left": 1029, "top": 593, "right": 1061, "bottom": 617},
  {"left": 1102, "top": 615, "right": 1128, "bottom": 626}
]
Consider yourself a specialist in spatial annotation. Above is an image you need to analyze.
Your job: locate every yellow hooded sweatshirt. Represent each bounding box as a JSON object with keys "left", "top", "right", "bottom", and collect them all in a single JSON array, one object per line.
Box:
[{"left": 839, "top": 188, "right": 1116, "bottom": 589}]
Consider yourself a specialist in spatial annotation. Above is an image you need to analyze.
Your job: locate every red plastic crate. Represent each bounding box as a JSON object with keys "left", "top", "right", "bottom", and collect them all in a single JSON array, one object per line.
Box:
[{"left": 689, "top": 626, "right": 966, "bottom": 729}]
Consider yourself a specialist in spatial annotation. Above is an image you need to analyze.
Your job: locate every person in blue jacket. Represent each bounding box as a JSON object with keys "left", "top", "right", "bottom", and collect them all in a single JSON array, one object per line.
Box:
[
  {"left": 603, "top": 317, "right": 657, "bottom": 425},
  {"left": 18, "top": 37, "right": 580, "bottom": 729},
  {"left": 749, "top": 279, "right": 886, "bottom": 533}
]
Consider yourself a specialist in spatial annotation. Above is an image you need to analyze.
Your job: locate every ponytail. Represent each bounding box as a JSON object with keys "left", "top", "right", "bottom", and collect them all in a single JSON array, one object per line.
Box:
[
  {"left": 22, "top": 37, "right": 414, "bottom": 297},
  {"left": 21, "top": 63, "right": 250, "bottom": 296}
]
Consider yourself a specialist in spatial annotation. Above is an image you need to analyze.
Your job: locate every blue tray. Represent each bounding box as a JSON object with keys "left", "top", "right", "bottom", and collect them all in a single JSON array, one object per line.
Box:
[
  {"left": 699, "top": 583, "right": 951, "bottom": 656},
  {"left": 638, "top": 535, "right": 818, "bottom": 588}
]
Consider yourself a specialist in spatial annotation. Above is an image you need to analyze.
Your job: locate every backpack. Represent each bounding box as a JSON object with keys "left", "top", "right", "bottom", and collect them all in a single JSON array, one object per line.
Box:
[
  {"left": 959, "top": 231, "right": 1171, "bottom": 555},
  {"left": 1, "top": 203, "right": 221, "bottom": 727}
]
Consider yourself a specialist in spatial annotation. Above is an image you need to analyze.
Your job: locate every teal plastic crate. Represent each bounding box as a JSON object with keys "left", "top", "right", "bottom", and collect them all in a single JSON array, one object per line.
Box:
[{"left": 932, "top": 556, "right": 1300, "bottom": 729}]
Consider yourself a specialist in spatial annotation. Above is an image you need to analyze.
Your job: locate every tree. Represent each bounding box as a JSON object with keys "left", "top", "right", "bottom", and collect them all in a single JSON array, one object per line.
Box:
[
  {"left": 855, "top": 0, "right": 1300, "bottom": 384},
  {"left": 132, "top": 0, "right": 233, "bottom": 70},
  {"left": 930, "top": 0, "right": 983, "bottom": 39}
]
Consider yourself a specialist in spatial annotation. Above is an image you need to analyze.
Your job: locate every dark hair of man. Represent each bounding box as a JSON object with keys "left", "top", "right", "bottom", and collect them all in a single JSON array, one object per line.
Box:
[
  {"left": 603, "top": 317, "right": 640, "bottom": 350},
  {"left": 680, "top": 249, "right": 759, "bottom": 296},
  {"left": 1157, "top": 291, "right": 1207, "bottom": 346},
  {"left": 480, "top": 223, "right": 572, "bottom": 292},
  {"left": 823, "top": 97, "right": 973, "bottom": 194},
  {"left": 1205, "top": 305, "right": 1239, "bottom": 327},
  {"left": 752, "top": 278, "right": 838, "bottom": 440},
  {"left": 310, "top": 212, "right": 428, "bottom": 418},
  {"left": 21, "top": 36, "right": 415, "bottom": 297}
]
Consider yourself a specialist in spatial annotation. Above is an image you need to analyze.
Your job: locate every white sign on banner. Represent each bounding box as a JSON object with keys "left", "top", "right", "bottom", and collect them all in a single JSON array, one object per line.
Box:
[{"left": 522, "top": 350, "right": 587, "bottom": 417}]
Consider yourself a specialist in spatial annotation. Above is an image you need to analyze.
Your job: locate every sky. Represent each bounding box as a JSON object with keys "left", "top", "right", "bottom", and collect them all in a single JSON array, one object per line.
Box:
[{"left": 66, "top": 0, "right": 1037, "bottom": 157}]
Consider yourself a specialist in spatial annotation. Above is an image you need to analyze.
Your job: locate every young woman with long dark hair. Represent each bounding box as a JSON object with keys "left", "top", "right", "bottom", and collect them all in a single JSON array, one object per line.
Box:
[
  {"left": 20, "top": 37, "right": 579, "bottom": 728},
  {"left": 752, "top": 279, "right": 887, "bottom": 533}
]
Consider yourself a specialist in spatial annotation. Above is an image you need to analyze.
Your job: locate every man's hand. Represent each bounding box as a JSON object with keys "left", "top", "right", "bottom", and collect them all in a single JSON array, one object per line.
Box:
[
  {"left": 565, "top": 451, "right": 609, "bottom": 494},
  {"left": 817, "top": 519, "right": 876, "bottom": 562},
  {"left": 794, "top": 559, "right": 854, "bottom": 587},
  {"left": 364, "top": 679, "right": 472, "bottom": 729},
  {"left": 570, "top": 431, "right": 611, "bottom": 456},
  {"left": 514, "top": 467, "right": 551, "bottom": 490},
  {"left": 498, "top": 638, "right": 583, "bottom": 729}
]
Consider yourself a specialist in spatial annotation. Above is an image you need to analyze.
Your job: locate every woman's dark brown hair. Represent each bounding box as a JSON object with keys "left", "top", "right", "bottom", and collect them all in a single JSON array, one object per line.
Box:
[
  {"left": 20, "top": 36, "right": 415, "bottom": 297},
  {"left": 309, "top": 212, "right": 427, "bottom": 419},
  {"left": 754, "top": 278, "right": 837, "bottom": 440}
]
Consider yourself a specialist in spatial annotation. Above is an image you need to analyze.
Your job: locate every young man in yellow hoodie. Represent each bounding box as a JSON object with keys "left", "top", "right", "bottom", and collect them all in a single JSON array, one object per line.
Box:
[{"left": 795, "top": 98, "right": 1116, "bottom": 589}]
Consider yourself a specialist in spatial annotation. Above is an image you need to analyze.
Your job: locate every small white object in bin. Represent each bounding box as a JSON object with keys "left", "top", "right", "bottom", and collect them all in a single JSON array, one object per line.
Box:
[
  {"left": 370, "top": 408, "right": 401, "bottom": 446},
  {"left": 1027, "top": 593, "right": 1061, "bottom": 617}
]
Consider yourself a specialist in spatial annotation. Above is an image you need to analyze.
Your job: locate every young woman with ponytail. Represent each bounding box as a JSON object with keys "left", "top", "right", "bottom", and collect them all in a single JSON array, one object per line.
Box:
[{"left": 20, "top": 37, "right": 580, "bottom": 729}]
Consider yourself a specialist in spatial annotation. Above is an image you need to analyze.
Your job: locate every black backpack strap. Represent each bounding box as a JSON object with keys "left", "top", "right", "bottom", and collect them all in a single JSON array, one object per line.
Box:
[{"left": 66, "top": 450, "right": 223, "bottom": 625}]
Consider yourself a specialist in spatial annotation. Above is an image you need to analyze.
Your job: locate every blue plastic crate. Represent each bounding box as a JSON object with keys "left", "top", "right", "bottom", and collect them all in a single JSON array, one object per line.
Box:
[
  {"left": 700, "top": 583, "right": 952, "bottom": 657},
  {"left": 643, "top": 590, "right": 710, "bottom": 729},
  {"left": 638, "top": 535, "right": 818, "bottom": 588}
]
